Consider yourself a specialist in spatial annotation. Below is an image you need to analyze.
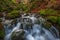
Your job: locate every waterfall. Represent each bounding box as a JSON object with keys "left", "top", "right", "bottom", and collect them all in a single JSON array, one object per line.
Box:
[
  {"left": 4, "top": 14, "right": 59, "bottom": 40},
  {"left": 25, "top": 24, "right": 59, "bottom": 40},
  {"left": 4, "top": 22, "right": 21, "bottom": 40}
]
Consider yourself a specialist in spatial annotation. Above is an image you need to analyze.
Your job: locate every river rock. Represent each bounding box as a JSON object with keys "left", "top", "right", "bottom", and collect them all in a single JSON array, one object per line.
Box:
[
  {"left": 39, "top": 17, "right": 46, "bottom": 25},
  {"left": 42, "top": 22, "right": 51, "bottom": 29},
  {"left": 11, "top": 29, "right": 25, "bottom": 40},
  {"left": 0, "top": 23, "right": 5, "bottom": 40},
  {"left": 21, "top": 17, "right": 33, "bottom": 29},
  {"left": 11, "top": 19, "right": 17, "bottom": 25}
]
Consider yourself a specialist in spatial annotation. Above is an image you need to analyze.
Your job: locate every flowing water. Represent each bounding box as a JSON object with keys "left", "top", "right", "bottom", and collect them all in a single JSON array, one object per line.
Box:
[{"left": 2, "top": 14, "right": 59, "bottom": 40}]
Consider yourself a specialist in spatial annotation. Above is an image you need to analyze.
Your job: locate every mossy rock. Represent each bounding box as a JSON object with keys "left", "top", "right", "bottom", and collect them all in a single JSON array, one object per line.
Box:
[
  {"left": 57, "top": 16, "right": 60, "bottom": 26},
  {"left": 0, "top": 18, "right": 2, "bottom": 22},
  {"left": 42, "top": 22, "right": 51, "bottom": 29},
  {"left": 11, "top": 29, "right": 25, "bottom": 40},
  {"left": 6, "top": 10, "right": 20, "bottom": 19},
  {"left": 0, "top": 23, "right": 5, "bottom": 40},
  {"left": 47, "top": 16, "right": 57, "bottom": 23},
  {"left": 11, "top": 19, "right": 17, "bottom": 25}
]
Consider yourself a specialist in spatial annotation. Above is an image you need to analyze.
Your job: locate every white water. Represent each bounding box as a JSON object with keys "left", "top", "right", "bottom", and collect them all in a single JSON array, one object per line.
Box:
[
  {"left": 4, "top": 22, "right": 21, "bottom": 40},
  {"left": 4, "top": 15, "right": 59, "bottom": 40},
  {"left": 25, "top": 24, "right": 59, "bottom": 40}
]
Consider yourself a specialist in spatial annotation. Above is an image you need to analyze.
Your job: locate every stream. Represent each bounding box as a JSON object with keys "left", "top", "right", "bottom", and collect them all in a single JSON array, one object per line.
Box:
[{"left": 1, "top": 13, "right": 60, "bottom": 40}]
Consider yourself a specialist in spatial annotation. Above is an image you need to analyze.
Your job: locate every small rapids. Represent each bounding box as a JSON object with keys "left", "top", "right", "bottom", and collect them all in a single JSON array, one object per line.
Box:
[{"left": 3, "top": 14, "right": 59, "bottom": 40}]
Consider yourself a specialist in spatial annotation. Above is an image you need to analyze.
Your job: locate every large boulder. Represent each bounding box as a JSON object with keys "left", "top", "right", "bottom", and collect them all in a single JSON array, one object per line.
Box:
[
  {"left": 11, "top": 29, "right": 25, "bottom": 40},
  {"left": 21, "top": 17, "right": 33, "bottom": 29},
  {"left": 0, "top": 23, "right": 5, "bottom": 40}
]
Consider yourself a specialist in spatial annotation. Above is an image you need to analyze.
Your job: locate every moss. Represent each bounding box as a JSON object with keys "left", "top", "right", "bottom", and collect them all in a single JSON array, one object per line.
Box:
[
  {"left": 0, "top": 23, "right": 5, "bottom": 40},
  {"left": 0, "top": 30, "right": 5, "bottom": 40},
  {"left": 57, "top": 16, "right": 60, "bottom": 26},
  {"left": 47, "top": 16, "right": 57, "bottom": 23},
  {"left": 0, "top": 18, "right": 2, "bottom": 22},
  {"left": 0, "top": 6, "right": 3, "bottom": 12},
  {"left": 42, "top": 22, "right": 51, "bottom": 29},
  {"left": 6, "top": 10, "right": 20, "bottom": 19}
]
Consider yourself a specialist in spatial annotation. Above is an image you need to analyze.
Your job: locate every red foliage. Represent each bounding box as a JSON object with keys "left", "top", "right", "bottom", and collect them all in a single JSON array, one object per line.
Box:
[
  {"left": 40, "top": 3, "right": 46, "bottom": 9},
  {"left": 30, "top": 3, "right": 46, "bottom": 13},
  {"left": 16, "top": 0, "right": 21, "bottom": 3}
]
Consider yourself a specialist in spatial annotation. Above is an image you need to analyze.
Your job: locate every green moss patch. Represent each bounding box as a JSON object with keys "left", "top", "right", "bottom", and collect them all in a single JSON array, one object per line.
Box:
[
  {"left": 47, "top": 16, "right": 57, "bottom": 23},
  {"left": 57, "top": 16, "right": 60, "bottom": 26},
  {"left": 42, "top": 22, "right": 51, "bottom": 29},
  {"left": 0, "top": 23, "right": 5, "bottom": 40}
]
